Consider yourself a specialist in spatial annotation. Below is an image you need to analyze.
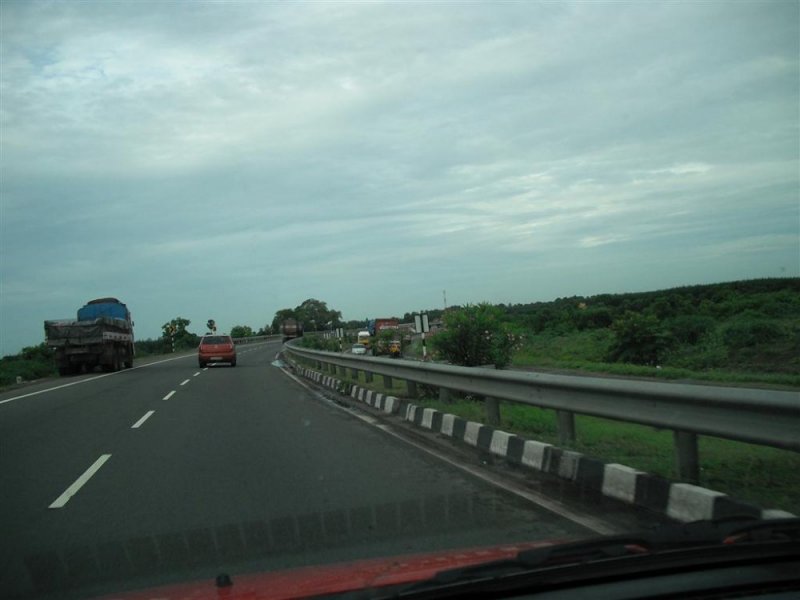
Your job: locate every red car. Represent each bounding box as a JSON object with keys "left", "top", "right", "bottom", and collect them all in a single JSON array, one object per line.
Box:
[{"left": 198, "top": 335, "right": 237, "bottom": 368}]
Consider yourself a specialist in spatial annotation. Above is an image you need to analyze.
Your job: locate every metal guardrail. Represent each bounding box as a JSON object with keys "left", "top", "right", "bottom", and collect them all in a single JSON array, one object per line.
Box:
[
  {"left": 284, "top": 341, "right": 800, "bottom": 482},
  {"left": 232, "top": 335, "right": 282, "bottom": 345}
]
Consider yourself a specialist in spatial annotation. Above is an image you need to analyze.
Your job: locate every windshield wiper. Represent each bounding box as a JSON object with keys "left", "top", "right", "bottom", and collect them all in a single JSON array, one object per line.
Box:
[{"left": 381, "top": 517, "right": 800, "bottom": 599}]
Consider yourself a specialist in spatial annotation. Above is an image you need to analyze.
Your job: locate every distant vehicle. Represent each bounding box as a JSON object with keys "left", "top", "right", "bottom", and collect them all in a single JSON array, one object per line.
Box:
[
  {"left": 351, "top": 343, "right": 367, "bottom": 355},
  {"left": 281, "top": 319, "right": 304, "bottom": 343},
  {"left": 357, "top": 330, "right": 371, "bottom": 347},
  {"left": 198, "top": 335, "right": 237, "bottom": 367},
  {"left": 367, "top": 318, "right": 399, "bottom": 336},
  {"left": 44, "top": 297, "right": 135, "bottom": 375},
  {"left": 388, "top": 339, "right": 402, "bottom": 358}
]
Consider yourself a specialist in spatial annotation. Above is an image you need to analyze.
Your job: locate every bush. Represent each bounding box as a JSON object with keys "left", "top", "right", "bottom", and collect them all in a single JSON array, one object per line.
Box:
[
  {"left": 432, "top": 303, "right": 522, "bottom": 369},
  {"left": 575, "top": 308, "right": 613, "bottom": 330},
  {"left": 0, "top": 344, "right": 57, "bottom": 386},
  {"left": 666, "top": 315, "right": 716, "bottom": 345},
  {"left": 723, "top": 319, "right": 786, "bottom": 349},
  {"left": 300, "top": 335, "right": 341, "bottom": 352},
  {"left": 607, "top": 312, "right": 672, "bottom": 366}
]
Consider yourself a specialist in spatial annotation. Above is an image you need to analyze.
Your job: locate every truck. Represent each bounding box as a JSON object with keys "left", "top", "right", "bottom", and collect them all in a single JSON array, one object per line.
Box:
[
  {"left": 367, "top": 318, "right": 401, "bottom": 357},
  {"left": 281, "top": 319, "right": 304, "bottom": 343},
  {"left": 357, "top": 330, "right": 372, "bottom": 348},
  {"left": 44, "top": 298, "right": 135, "bottom": 375},
  {"left": 366, "top": 318, "right": 400, "bottom": 336}
]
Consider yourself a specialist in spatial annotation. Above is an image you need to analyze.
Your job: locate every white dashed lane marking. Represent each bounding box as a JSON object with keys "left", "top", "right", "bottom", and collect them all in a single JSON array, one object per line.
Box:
[
  {"left": 180, "top": 379, "right": 190, "bottom": 386},
  {"left": 131, "top": 410, "right": 155, "bottom": 429},
  {"left": 49, "top": 454, "right": 112, "bottom": 509},
  {"left": 163, "top": 391, "right": 176, "bottom": 401}
]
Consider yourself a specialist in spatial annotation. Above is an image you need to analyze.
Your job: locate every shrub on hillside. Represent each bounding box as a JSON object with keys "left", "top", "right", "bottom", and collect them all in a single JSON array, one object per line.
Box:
[
  {"left": 606, "top": 312, "right": 672, "bottom": 366},
  {"left": 432, "top": 303, "right": 521, "bottom": 369},
  {"left": 723, "top": 319, "right": 786, "bottom": 350}
]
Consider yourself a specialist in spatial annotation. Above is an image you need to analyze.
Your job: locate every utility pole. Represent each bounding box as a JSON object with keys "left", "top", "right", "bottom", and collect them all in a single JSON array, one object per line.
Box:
[{"left": 443, "top": 289, "right": 447, "bottom": 310}]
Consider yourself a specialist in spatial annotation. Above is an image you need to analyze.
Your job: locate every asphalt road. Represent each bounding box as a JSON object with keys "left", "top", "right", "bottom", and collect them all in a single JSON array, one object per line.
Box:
[{"left": 0, "top": 341, "right": 591, "bottom": 599}]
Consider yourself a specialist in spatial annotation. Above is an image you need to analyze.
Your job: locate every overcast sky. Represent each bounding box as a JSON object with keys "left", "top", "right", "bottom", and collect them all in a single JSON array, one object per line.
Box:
[{"left": 1, "top": 1, "right": 798, "bottom": 355}]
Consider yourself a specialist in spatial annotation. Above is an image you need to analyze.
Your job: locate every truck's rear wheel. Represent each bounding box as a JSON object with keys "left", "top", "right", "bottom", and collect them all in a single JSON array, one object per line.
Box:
[{"left": 103, "top": 351, "right": 121, "bottom": 372}]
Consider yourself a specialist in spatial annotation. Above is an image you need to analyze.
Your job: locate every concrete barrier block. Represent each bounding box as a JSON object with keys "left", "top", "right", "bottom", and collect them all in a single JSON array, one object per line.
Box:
[
  {"left": 667, "top": 483, "right": 726, "bottom": 522},
  {"left": 384, "top": 396, "right": 398, "bottom": 414},
  {"left": 421, "top": 408, "right": 437, "bottom": 429},
  {"left": 602, "top": 464, "right": 643, "bottom": 504},
  {"left": 762, "top": 509, "right": 796, "bottom": 519},
  {"left": 441, "top": 414, "right": 455, "bottom": 436},
  {"left": 489, "top": 431, "right": 513, "bottom": 457},
  {"left": 558, "top": 451, "right": 582, "bottom": 481},
  {"left": 464, "top": 422, "right": 483, "bottom": 447},
  {"left": 521, "top": 441, "right": 552, "bottom": 471}
]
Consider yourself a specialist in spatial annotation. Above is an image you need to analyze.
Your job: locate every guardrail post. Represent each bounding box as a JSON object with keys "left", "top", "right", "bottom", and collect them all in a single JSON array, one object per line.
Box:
[
  {"left": 365, "top": 371, "right": 373, "bottom": 383},
  {"left": 407, "top": 380, "right": 418, "bottom": 398},
  {"left": 485, "top": 397, "right": 500, "bottom": 426},
  {"left": 383, "top": 374, "right": 393, "bottom": 390},
  {"left": 557, "top": 410, "right": 576, "bottom": 445},
  {"left": 351, "top": 368, "right": 359, "bottom": 379},
  {"left": 439, "top": 387, "right": 451, "bottom": 403},
  {"left": 674, "top": 430, "right": 700, "bottom": 483}
]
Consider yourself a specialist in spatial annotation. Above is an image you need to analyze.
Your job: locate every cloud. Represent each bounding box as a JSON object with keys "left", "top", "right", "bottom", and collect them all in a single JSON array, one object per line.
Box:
[{"left": 1, "top": 1, "right": 798, "bottom": 353}]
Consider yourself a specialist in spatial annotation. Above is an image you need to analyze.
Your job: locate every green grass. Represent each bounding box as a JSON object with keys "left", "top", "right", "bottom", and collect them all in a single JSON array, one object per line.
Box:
[{"left": 512, "top": 331, "right": 800, "bottom": 388}]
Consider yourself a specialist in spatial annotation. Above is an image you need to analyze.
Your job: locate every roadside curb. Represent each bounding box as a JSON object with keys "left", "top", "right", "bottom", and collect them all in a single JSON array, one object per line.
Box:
[{"left": 291, "top": 364, "right": 794, "bottom": 524}]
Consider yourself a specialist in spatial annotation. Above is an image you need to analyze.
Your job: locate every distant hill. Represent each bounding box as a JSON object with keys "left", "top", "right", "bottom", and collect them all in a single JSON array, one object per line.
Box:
[{"left": 500, "top": 278, "right": 800, "bottom": 377}]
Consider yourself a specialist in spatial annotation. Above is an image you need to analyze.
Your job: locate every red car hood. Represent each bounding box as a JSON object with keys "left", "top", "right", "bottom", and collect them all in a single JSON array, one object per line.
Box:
[{"left": 95, "top": 540, "right": 560, "bottom": 600}]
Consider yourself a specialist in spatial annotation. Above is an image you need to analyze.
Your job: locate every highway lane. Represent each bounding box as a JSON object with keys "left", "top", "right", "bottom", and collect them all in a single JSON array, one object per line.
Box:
[{"left": 1, "top": 341, "right": 591, "bottom": 599}]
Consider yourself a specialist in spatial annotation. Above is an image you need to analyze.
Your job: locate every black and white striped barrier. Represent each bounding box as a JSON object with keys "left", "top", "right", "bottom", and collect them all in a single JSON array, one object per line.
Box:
[{"left": 293, "top": 365, "right": 794, "bottom": 524}]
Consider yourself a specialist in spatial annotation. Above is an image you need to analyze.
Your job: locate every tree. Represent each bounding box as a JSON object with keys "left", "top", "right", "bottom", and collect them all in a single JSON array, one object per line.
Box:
[
  {"left": 431, "top": 303, "right": 520, "bottom": 369},
  {"left": 161, "top": 317, "right": 198, "bottom": 350},
  {"left": 273, "top": 299, "right": 343, "bottom": 332},
  {"left": 271, "top": 308, "right": 297, "bottom": 333},
  {"left": 295, "top": 298, "right": 342, "bottom": 331},
  {"left": 230, "top": 325, "right": 253, "bottom": 338}
]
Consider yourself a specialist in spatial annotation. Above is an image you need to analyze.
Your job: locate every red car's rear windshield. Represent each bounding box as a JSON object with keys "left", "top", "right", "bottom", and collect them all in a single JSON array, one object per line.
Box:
[{"left": 201, "top": 336, "right": 231, "bottom": 345}]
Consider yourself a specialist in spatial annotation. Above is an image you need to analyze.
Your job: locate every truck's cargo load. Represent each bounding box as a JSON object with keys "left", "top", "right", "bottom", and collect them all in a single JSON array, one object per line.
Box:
[{"left": 77, "top": 299, "right": 130, "bottom": 322}]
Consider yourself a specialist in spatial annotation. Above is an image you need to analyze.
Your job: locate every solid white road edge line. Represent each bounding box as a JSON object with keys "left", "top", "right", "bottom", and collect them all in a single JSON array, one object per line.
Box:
[
  {"left": 280, "top": 368, "right": 618, "bottom": 536},
  {"left": 163, "top": 391, "right": 176, "bottom": 400},
  {"left": 0, "top": 354, "right": 195, "bottom": 406},
  {"left": 0, "top": 342, "right": 278, "bottom": 406},
  {"left": 180, "top": 379, "right": 190, "bottom": 386},
  {"left": 131, "top": 410, "right": 155, "bottom": 429},
  {"left": 49, "top": 454, "right": 112, "bottom": 509}
]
